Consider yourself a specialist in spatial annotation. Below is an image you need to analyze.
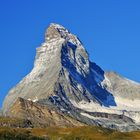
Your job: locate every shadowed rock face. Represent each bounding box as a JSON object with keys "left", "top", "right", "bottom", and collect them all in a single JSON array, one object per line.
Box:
[{"left": 2, "top": 23, "right": 140, "bottom": 131}]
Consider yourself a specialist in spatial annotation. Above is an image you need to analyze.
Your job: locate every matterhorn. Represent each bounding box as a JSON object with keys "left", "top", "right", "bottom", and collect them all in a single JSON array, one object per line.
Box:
[{"left": 3, "top": 23, "right": 140, "bottom": 131}]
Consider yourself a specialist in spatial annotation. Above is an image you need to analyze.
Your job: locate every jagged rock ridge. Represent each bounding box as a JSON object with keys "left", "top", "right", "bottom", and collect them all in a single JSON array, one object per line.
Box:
[{"left": 3, "top": 23, "right": 140, "bottom": 131}]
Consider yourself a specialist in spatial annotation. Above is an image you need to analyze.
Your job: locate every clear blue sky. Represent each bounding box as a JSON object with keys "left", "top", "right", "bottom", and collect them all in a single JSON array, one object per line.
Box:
[{"left": 0, "top": 0, "right": 140, "bottom": 108}]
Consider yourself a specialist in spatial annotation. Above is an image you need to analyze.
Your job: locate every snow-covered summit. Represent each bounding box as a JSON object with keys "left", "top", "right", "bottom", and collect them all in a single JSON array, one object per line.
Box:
[
  {"left": 45, "top": 23, "right": 82, "bottom": 46},
  {"left": 50, "top": 23, "right": 69, "bottom": 33}
]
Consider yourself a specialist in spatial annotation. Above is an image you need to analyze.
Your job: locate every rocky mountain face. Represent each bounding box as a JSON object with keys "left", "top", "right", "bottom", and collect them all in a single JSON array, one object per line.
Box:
[
  {"left": 2, "top": 23, "right": 140, "bottom": 131},
  {"left": 9, "top": 97, "right": 84, "bottom": 127}
]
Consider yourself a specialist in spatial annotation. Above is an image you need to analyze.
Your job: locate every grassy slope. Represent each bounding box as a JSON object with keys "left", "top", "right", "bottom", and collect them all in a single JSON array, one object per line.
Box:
[
  {"left": 0, "top": 128, "right": 44, "bottom": 140},
  {"left": 0, "top": 117, "right": 24, "bottom": 124},
  {"left": 0, "top": 126, "right": 140, "bottom": 140}
]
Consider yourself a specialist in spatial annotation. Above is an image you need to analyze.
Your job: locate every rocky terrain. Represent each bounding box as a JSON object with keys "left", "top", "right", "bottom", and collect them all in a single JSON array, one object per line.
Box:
[
  {"left": 9, "top": 97, "right": 84, "bottom": 127},
  {"left": 2, "top": 23, "right": 140, "bottom": 132}
]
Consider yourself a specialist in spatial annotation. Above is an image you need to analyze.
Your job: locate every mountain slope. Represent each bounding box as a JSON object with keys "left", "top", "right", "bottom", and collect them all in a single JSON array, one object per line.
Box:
[
  {"left": 9, "top": 97, "right": 84, "bottom": 127},
  {"left": 3, "top": 23, "right": 140, "bottom": 131}
]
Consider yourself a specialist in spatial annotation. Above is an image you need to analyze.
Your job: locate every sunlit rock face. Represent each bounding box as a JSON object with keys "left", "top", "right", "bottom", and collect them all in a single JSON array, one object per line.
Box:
[{"left": 3, "top": 23, "right": 140, "bottom": 131}]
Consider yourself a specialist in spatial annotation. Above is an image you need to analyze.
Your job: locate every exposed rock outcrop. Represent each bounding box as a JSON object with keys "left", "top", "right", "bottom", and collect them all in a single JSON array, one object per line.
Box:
[{"left": 8, "top": 97, "right": 84, "bottom": 127}]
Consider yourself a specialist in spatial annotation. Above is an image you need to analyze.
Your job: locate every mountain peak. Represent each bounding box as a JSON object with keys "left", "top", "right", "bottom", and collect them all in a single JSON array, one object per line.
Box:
[
  {"left": 45, "top": 23, "right": 66, "bottom": 41},
  {"left": 45, "top": 23, "right": 82, "bottom": 46},
  {"left": 49, "top": 23, "right": 68, "bottom": 31}
]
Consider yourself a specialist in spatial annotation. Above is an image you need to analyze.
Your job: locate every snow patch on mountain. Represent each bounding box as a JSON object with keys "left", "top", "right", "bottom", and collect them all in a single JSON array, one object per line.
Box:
[
  {"left": 113, "top": 97, "right": 140, "bottom": 111},
  {"left": 81, "top": 112, "right": 97, "bottom": 120},
  {"left": 70, "top": 100, "right": 122, "bottom": 115}
]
